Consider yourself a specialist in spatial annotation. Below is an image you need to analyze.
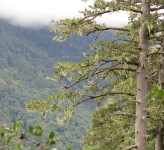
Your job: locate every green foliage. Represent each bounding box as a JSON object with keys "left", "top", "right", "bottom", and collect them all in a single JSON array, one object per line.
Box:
[
  {"left": 49, "top": 131, "right": 55, "bottom": 139},
  {"left": 0, "top": 19, "right": 96, "bottom": 149},
  {"left": 147, "top": 86, "right": 164, "bottom": 131},
  {"left": 0, "top": 121, "right": 56, "bottom": 150},
  {"left": 29, "top": 125, "right": 43, "bottom": 137},
  {"left": 11, "top": 122, "right": 22, "bottom": 133},
  {"left": 1, "top": 0, "right": 164, "bottom": 149},
  {"left": 27, "top": 0, "right": 164, "bottom": 149},
  {"left": 148, "top": 86, "right": 164, "bottom": 102}
]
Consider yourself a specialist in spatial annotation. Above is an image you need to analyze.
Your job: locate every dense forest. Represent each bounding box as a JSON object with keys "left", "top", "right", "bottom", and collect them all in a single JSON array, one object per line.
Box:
[
  {"left": 0, "top": 0, "right": 164, "bottom": 149},
  {"left": 0, "top": 19, "right": 108, "bottom": 149}
]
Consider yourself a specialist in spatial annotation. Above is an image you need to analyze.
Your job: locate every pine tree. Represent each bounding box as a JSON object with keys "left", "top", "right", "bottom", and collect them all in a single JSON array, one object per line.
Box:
[{"left": 27, "top": 0, "right": 164, "bottom": 149}]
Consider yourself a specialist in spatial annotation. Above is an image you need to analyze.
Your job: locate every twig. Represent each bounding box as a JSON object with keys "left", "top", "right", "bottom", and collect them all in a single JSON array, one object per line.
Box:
[
  {"left": 73, "top": 91, "right": 135, "bottom": 107},
  {"left": 125, "top": 145, "right": 137, "bottom": 150},
  {"left": 3, "top": 128, "right": 45, "bottom": 149},
  {"left": 113, "top": 112, "right": 135, "bottom": 117},
  {"left": 86, "top": 27, "right": 129, "bottom": 35}
]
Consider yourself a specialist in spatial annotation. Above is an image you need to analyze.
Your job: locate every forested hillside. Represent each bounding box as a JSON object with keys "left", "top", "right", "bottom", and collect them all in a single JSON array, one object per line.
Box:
[
  {"left": 0, "top": 19, "right": 110, "bottom": 149},
  {"left": 1, "top": 0, "right": 163, "bottom": 149}
]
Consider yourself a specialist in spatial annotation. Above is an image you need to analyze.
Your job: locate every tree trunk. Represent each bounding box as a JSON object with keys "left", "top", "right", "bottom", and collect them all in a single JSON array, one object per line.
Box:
[
  {"left": 155, "top": 36, "right": 164, "bottom": 150},
  {"left": 135, "top": 0, "right": 150, "bottom": 149},
  {"left": 155, "top": 129, "right": 164, "bottom": 150}
]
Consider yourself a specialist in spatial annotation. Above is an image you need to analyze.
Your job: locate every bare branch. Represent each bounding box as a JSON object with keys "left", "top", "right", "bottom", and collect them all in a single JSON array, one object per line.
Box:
[
  {"left": 86, "top": 27, "right": 129, "bottom": 35},
  {"left": 125, "top": 145, "right": 137, "bottom": 150},
  {"left": 73, "top": 91, "right": 135, "bottom": 106},
  {"left": 72, "top": 91, "right": 136, "bottom": 107},
  {"left": 81, "top": 8, "right": 141, "bottom": 23}
]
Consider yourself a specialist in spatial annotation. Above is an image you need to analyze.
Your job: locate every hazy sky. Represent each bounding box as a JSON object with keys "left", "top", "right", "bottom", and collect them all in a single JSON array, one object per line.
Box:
[{"left": 0, "top": 0, "right": 128, "bottom": 28}]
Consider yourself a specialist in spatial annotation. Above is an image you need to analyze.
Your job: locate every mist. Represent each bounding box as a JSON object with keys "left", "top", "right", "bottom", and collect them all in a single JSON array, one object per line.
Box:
[{"left": 0, "top": 0, "right": 128, "bottom": 28}]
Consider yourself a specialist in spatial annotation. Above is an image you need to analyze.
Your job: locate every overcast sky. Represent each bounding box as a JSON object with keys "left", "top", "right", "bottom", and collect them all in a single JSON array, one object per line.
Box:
[{"left": 0, "top": 0, "right": 128, "bottom": 28}]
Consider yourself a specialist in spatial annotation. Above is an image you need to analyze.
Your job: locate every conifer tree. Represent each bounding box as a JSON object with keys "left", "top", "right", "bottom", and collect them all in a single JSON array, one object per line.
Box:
[{"left": 27, "top": 0, "right": 164, "bottom": 149}]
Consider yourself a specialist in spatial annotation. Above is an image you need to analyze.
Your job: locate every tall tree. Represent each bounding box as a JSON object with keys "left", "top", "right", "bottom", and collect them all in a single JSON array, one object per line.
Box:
[
  {"left": 27, "top": 0, "right": 164, "bottom": 149},
  {"left": 135, "top": 1, "right": 149, "bottom": 149}
]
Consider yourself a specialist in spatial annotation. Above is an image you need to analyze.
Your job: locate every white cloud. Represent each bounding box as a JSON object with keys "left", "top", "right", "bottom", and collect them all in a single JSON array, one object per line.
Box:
[
  {"left": 96, "top": 11, "right": 129, "bottom": 27},
  {"left": 0, "top": 0, "right": 128, "bottom": 28}
]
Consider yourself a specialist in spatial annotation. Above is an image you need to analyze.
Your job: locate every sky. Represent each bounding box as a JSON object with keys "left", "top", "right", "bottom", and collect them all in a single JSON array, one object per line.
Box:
[{"left": 0, "top": 0, "right": 128, "bottom": 28}]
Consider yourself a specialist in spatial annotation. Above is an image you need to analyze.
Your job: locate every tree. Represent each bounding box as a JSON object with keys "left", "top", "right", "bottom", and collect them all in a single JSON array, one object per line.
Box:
[{"left": 27, "top": 0, "right": 164, "bottom": 149}]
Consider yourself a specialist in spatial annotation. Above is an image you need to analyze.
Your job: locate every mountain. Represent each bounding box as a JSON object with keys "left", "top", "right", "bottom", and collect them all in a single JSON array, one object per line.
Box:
[
  {"left": 0, "top": 19, "right": 113, "bottom": 149},
  {"left": 0, "top": 19, "right": 97, "bottom": 149}
]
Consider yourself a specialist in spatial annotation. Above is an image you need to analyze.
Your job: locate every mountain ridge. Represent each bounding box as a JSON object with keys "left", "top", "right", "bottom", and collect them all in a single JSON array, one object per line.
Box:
[
  {"left": 0, "top": 19, "right": 95, "bottom": 149},
  {"left": 0, "top": 19, "right": 113, "bottom": 149}
]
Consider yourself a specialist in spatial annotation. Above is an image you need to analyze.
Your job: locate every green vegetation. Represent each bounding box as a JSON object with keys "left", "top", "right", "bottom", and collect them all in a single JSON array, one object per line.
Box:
[
  {"left": 0, "top": 121, "right": 56, "bottom": 150},
  {"left": 1, "top": 0, "right": 164, "bottom": 149},
  {"left": 27, "top": 0, "right": 164, "bottom": 150},
  {"left": 0, "top": 19, "right": 100, "bottom": 149}
]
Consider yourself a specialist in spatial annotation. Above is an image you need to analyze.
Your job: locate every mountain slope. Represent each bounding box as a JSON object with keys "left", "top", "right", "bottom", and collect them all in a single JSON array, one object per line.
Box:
[
  {"left": 0, "top": 19, "right": 114, "bottom": 149},
  {"left": 0, "top": 19, "right": 98, "bottom": 149}
]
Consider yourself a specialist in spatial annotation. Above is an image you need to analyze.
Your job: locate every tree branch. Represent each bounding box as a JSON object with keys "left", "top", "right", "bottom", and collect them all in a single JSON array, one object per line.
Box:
[
  {"left": 109, "top": 67, "right": 136, "bottom": 72},
  {"left": 19, "top": 134, "right": 43, "bottom": 148},
  {"left": 81, "top": 8, "right": 141, "bottom": 21},
  {"left": 150, "top": 5, "right": 164, "bottom": 11},
  {"left": 122, "top": 39, "right": 138, "bottom": 43},
  {"left": 148, "top": 51, "right": 164, "bottom": 57},
  {"left": 86, "top": 26, "right": 129, "bottom": 35},
  {"left": 73, "top": 91, "right": 135, "bottom": 107},
  {"left": 125, "top": 145, "right": 137, "bottom": 150},
  {"left": 3, "top": 128, "right": 44, "bottom": 149},
  {"left": 130, "top": 8, "right": 142, "bottom": 13},
  {"left": 62, "top": 62, "right": 136, "bottom": 89},
  {"left": 102, "top": 59, "right": 139, "bottom": 66},
  {"left": 124, "top": 60, "right": 139, "bottom": 66},
  {"left": 89, "top": 92, "right": 136, "bottom": 98},
  {"left": 112, "top": 111, "right": 135, "bottom": 117}
]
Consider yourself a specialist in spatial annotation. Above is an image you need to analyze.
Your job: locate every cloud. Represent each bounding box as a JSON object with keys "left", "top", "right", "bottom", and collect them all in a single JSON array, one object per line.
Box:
[
  {"left": 96, "top": 11, "right": 129, "bottom": 27},
  {"left": 0, "top": 0, "right": 128, "bottom": 28},
  {"left": 0, "top": 0, "right": 86, "bottom": 27}
]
